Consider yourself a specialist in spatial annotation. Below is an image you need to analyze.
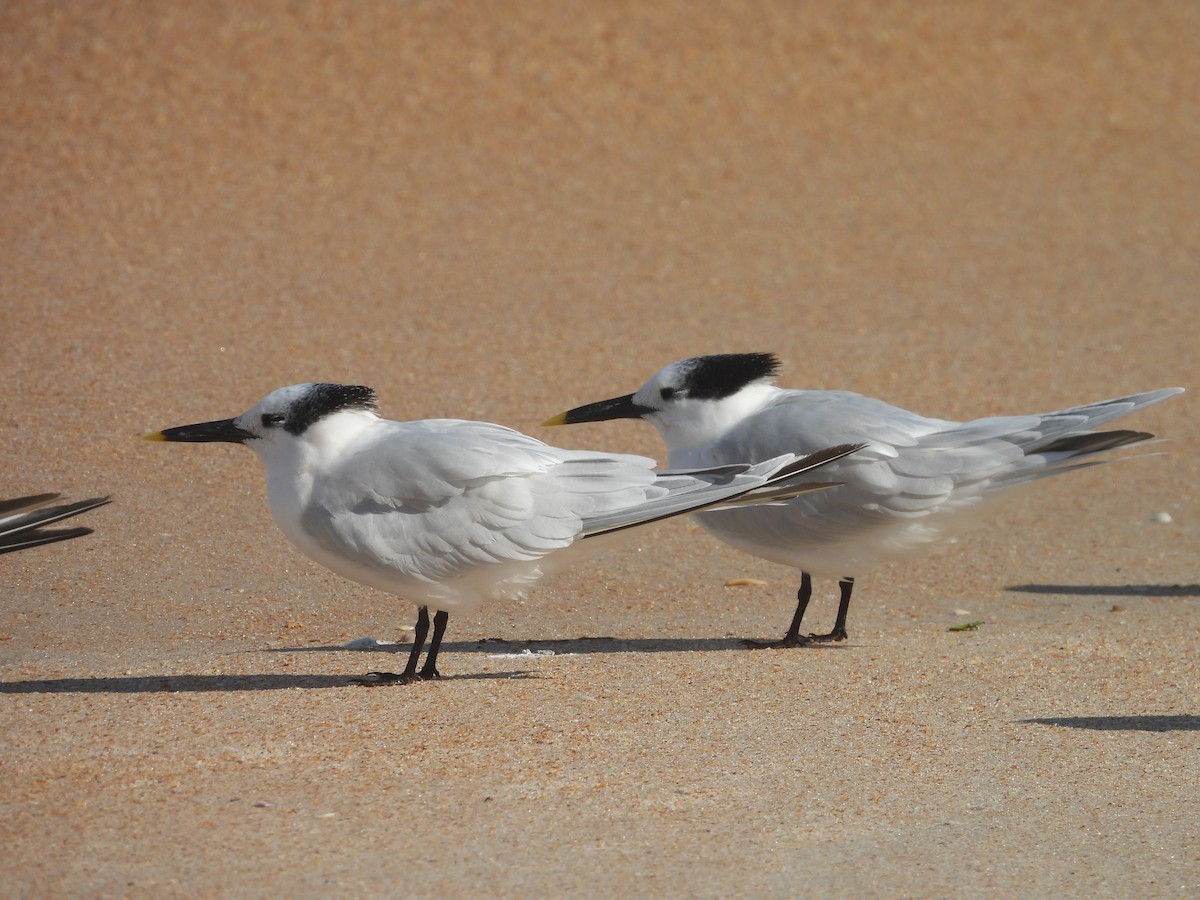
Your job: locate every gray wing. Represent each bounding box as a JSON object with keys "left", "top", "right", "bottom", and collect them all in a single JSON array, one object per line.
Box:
[
  {"left": 299, "top": 419, "right": 666, "bottom": 585},
  {"left": 698, "top": 387, "right": 1182, "bottom": 552}
]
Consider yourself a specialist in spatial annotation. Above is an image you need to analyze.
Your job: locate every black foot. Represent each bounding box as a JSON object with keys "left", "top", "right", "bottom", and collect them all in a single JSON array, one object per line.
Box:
[
  {"left": 741, "top": 634, "right": 813, "bottom": 649},
  {"left": 351, "top": 670, "right": 421, "bottom": 686},
  {"left": 418, "top": 667, "right": 441, "bottom": 681},
  {"left": 806, "top": 629, "right": 848, "bottom": 643}
]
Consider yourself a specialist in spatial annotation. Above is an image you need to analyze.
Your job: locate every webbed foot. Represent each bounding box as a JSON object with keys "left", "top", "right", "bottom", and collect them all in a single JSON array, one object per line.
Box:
[{"left": 805, "top": 628, "right": 848, "bottom": 643}]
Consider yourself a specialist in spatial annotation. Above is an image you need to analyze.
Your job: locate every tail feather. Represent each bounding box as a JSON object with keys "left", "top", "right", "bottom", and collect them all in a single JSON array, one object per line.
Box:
[
  {"left": 980, "top": 390, "right": 1182, "bottom": 491},
  {"left": 1032, "top": 429, "right": 1155, "bottom": 456},
  {"left": 1024, "top": 389, "right": 1183, "bottom": 447},
  {"left": 1041, "top": 388, "right": 1183, "bottom": 427}
]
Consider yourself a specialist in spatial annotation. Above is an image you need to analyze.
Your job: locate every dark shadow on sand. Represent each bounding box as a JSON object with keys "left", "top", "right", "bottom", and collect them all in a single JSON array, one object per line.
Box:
[
  {"left": 0, "top": 637, "right": 846, "bottom": 694},
  {"left": 1021, "top": 715, "right": 1200, "bottom": 732},
  {"left": 0, "top": 670, "right": 540, "bottom": 694},
  {"left": 265, "top": 636, "right": 851, "bottom": 656},
  {"left": 1007, "top": 584, "right": 1200, "bottom": 597}
]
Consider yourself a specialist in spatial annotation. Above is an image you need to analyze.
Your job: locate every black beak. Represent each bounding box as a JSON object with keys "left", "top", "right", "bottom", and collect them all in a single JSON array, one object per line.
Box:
[
  {"left": 144, "top": 418, "right": 253, "bottom": 444},
  {"left": 543, "top": 393, "right": 655, "bottom": 426}
]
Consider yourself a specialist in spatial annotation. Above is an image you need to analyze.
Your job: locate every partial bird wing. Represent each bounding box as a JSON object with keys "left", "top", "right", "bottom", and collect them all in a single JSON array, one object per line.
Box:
[
  {"left": 0, "top": 494, "right": 63, "bottom": 518},
  {"left": 0, "top": 495, "right": 112, "bottom": 554}
]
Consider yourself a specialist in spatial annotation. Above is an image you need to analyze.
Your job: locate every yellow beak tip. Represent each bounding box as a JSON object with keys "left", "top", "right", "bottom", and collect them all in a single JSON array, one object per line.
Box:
[
  {"left": 541, "top": 412, "right": 567, "bottom": 427},
  {"left": 142, "top": 431, "right": 166, "bottom": 442}
]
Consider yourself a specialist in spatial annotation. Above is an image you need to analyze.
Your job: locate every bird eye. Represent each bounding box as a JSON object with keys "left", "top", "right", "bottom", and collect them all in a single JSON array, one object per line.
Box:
[
  {"left": 660, "top": 387, "right": 678, "bottom": 400},
  {"left": 261, "top": 413, "right": 285, "bottom": 428}
]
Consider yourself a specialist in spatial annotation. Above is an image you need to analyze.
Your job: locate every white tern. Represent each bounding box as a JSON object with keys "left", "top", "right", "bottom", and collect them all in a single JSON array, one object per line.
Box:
[{"left": 547, "top": 353, "right": 1183, "bottom": 646}]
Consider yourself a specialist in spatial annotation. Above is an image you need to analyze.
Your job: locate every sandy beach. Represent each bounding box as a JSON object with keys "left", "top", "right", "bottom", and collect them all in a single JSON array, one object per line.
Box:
[{"left": 2, "top": 2, "right": 1197, "bottom": 895}]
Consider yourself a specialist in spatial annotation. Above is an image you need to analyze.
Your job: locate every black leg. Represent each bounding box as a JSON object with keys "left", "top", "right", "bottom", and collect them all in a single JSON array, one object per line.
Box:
[
  {"left": 418, "top": 609, "right": 449, "bottom": 680},
  {"left": 785, "top": 572, "right": 815, "bottom": 642},
  {"left": 353, "top": 606, "right": 429, "bottom": 685},
  {"left": 402, "top": 606, "right": 432, "bottom": 677},
  {"left": 808, "top": 577, "right": 853, "bottom": 642},
  {"left": 743, "top": 571, "right": 815, "bottom": 649}
]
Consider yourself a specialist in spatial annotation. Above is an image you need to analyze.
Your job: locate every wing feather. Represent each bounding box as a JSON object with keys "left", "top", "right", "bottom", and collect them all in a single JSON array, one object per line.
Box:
[
  {"left": 296, "top": 420, "right": 663, "bottom": 605},
  {"left": 688, "top": 387, "right": 1182, "bottom": 575}
]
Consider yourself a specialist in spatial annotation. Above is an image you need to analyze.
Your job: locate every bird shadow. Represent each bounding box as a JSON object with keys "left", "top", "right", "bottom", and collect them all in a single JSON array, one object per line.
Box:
[
  {"left": 266, "top": 635, "right": 851, "bottom": 656},
  {"left": 0, "top": 636, "right": 844, "bottom": 695},
  {"left": 1006, "top": 584, "right": 1200, "bottom": 597},
  {"left": 0, "top": 670, "right": 540, "bottom": 694},
  {"left": 1021, "top": 715, "right": 1200, "bottom": 732}
]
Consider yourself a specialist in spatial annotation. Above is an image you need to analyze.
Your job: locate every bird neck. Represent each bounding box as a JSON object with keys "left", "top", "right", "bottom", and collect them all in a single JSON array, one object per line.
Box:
[
  {"left": 301, "top": 410, "right": 377, "bottom": 462},
  {"left": 253, "top": 409, "right": 377, "bottom": 478},
  {"left": 657, "top": 384, "right": 777, "bottom": 460}
]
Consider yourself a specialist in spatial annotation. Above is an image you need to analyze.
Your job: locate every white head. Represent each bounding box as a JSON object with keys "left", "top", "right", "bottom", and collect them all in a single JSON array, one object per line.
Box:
[
  {"left": 146, "top": 383, "right": 380, "bottom": 469},
  {"left": 548, "top": 353, "right": 783, "bottom": 453}
]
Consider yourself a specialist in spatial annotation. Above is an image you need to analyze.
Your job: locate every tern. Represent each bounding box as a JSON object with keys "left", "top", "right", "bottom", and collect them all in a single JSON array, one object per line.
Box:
[
  {"left": 0, "top": 494, "right": 111, "bottom": 554},
  {"left": 146, "top": 382, "right": 859, "bottom": 683},
  {"left": 546, "top": 353, "right": 1183, "bottom": 646}
]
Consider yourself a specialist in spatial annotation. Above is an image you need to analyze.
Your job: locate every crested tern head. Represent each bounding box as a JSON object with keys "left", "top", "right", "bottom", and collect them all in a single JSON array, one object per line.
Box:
[
  {"left": 148, "top": 381, "right": 860, "bottom": 682},
  {"left": 547, "top": 353, "right": 1184, "bottom": 647}
]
